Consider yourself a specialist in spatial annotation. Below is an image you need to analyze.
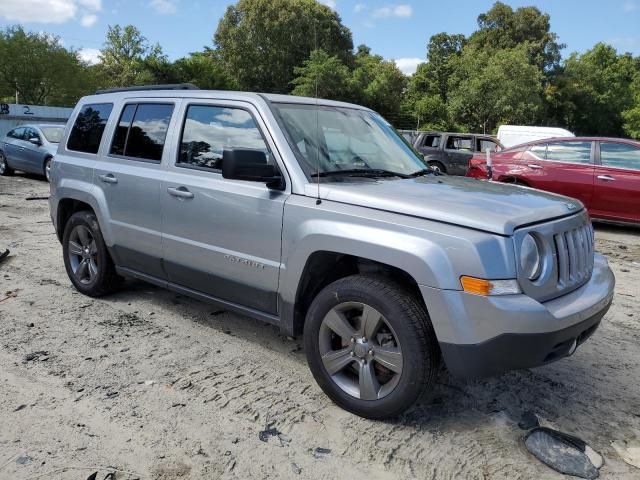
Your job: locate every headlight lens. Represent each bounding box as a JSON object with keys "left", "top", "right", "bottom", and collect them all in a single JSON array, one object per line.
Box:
[{"left": 521, "top": 233, "right": 542, "bottom": 281}]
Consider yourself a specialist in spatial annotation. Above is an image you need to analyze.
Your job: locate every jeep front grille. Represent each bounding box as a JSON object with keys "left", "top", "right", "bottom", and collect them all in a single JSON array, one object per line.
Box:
[{"left": 553, "top": 222, "right": 594, "bottom": 290}]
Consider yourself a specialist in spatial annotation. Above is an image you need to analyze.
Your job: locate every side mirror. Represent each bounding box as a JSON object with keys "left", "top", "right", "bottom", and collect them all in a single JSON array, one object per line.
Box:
[
  {"left": 222, "top": 148, "right": 283, "bottom": 189},
  {"left": 28, "top": 137, "right": 42, "bottom": 146}
]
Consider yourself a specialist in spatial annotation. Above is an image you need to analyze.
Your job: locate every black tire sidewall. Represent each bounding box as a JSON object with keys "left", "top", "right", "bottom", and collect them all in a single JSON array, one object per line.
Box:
[
  {"left": 428, "top": 160, "right": 446, "bottom": 174},
  {"left": 62, "top": 211, "right": 112, "bottom": 296},
  {"left": 304, "top": 276, "right": 435, "bottom": 419},
  {"left": 0, "top": 151, "right": 13, "bottom": 176}
]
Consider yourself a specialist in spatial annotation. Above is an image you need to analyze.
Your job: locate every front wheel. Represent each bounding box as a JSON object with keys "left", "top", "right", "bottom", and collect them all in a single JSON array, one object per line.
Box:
[
  {"left": 44, "top": 156, "right": 52, "bottom": 182},
  {"left": 304, "top": 275, "right": 440, "bottom": 419},
  {"left": 427, "top": 160, "right": 446, "bottom": 174},
  {"left": 0, "top": 151, "right": 14, "bottom": 176},
  {"left": 62, "top": 211, "right": 122, "bottom": 296}
]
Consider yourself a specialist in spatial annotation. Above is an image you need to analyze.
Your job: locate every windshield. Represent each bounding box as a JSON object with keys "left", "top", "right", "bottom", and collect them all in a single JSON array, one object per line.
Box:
[
  {"left": 40, "top": 126, "right": 64, "bottom": 143},
  {"left": 270, "top": 103, "right": 427, "bottom": 179}
]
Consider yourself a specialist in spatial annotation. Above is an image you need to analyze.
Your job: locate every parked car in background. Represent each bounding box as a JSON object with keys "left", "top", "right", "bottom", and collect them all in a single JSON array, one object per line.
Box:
[
  {"left": 497, "top": 125, "right": 574, "bottom": 148},
  {"left": 49, "top": 86, "right": 614, "bottom": 419},
  {"left": 467, "top": 137, "right": 640, "bottom": 225},
  {"left": 411, "top": 131, "right": 503, "bottom": 175},
  {"left": 0, "top": 124, "right": 64, "bottom": 182}
]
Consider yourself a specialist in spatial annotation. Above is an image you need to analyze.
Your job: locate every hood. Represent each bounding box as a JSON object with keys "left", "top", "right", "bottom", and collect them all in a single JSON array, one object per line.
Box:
[{"left": 305, "top": 176, "right": 583, "bottom": 235}]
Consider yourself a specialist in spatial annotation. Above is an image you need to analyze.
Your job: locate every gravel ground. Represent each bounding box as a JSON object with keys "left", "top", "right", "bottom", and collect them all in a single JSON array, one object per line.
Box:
[{"left": 1, "top": 174, "right": 639, "bottom": 480}]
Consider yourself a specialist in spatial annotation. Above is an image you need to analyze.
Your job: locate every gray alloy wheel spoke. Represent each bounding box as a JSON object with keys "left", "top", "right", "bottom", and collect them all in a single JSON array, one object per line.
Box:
[
  {"left": 373, "top": 345, "right": 403, "bottom": 374},
  {"left": 77, "top": 226, "right": 90, "bottom": 247},
  {"left": 358, "top": 361, "right": 381, "bottom": 400},
  {"left": 360, "top": 304, "right": 383, "bottom": 339},
  {"left": 76, "top": 259, "right": 89, "bottom": 280},
  {"left": 68, "top": 240, "right": 84, "bottom": 256},
  {"left": 322, "top": 347, "right": 355, "bottom": 375},
  {"left": 88, "top": 258, "right": 98, "bottom": 280},
  {"left": 88, "top": 240, "right": 98, "bottom": 255},
  {"left": 324, "top": 308, "right": 356, "bottom": 341}
]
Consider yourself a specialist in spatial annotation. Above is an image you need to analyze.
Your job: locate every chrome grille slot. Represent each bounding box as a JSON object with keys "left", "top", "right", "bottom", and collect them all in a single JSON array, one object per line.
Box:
[{"left": 555, "top": 221, "right": 594, "bottom": 289}]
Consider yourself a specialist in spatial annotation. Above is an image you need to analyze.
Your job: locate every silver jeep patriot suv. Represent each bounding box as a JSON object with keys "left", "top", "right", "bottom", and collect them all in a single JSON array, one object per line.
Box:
[{"left": 49, "top": 85, "right": 615, "bottom": 419}]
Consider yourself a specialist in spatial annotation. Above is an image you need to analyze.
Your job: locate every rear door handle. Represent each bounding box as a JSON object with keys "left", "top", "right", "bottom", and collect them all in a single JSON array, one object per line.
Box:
[
  {"left": 527, "top": 164, "right": 543, "bottom": 169},
  {"left": 98, "top": 173, "right": 118, "bottom": 184},
  {"left": 597, "top": 175, "right": 615, "bottom": 181},
  {"left": 167, "top": 186, "right": 194, "bottom": 199}
]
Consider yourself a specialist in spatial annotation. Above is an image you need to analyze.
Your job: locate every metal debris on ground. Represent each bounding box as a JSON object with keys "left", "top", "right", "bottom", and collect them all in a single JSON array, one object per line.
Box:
[
  {"left": 524, "top": 427, "right": 603, "bottom": 479},
  {"left": 0, "top": 289, "right": 19, "bottom": 303},
  {"left": 23, "top": 351, "right": 49, "bottom": 362},
  {"left": 0, "top": 249, "right": 9, "bottom": 263},
  {"left": 313, "top": 447, "right": 331, "bottom": 458}
]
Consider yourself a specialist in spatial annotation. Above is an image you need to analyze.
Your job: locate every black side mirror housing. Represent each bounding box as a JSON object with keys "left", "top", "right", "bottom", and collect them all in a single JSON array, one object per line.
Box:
[
  {"left": 28, "top": 137, "right": 42, "bottom": 146},
  {"left": 222, "top": 149, "right": 284, "bottom": 190}
]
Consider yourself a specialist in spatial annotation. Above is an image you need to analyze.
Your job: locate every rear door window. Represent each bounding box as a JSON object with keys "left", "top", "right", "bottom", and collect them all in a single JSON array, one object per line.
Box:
[
  {"left": 67, "top": 103, "right": 113, "bottom": 154},
  {"left": 110, "top": 103, "right": 174, "bottom": 162},
  {"left": 477, "top": 138, "right": 499, "bottom": 153},
  {"left": 446, "top": 136, "right": 473, "bottom": 151},
  {"left": 599, "top": 142, "right": 640, "bottom": 171}
]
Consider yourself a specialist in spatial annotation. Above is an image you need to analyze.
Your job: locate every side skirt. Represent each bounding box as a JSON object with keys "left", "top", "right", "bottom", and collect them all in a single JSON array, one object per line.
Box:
[{"left": 115, "top": 266, "right": 281, "bottom": 327}]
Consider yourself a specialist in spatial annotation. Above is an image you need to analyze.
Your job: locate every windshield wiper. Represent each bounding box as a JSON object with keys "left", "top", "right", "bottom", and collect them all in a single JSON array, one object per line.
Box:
[
  {"left": 313, "top": 169, "right": 410, "bottom": 179},
  {"left": 409, "top": 168, "right": 444, "bottom": 177}
]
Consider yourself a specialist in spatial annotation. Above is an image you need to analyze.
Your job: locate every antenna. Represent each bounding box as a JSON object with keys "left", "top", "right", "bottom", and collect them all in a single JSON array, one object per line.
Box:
[{"left": 314, "top": 20, "right": 322, "bottom": 205}]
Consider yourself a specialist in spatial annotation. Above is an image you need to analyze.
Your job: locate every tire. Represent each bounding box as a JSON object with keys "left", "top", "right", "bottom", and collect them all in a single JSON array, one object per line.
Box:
[
  {"left": 43, "top": 156, "right": 52, "bottom": 182},
  {"left": 0, "top": 150, "right": 14, "bottom": 176},
  {"left": 304, "top": 275, "right": 440, "bottom": 419},
  {"left": 427, "top": 160, "right": 446, "bottom": 174},
  {"left": 62, "top": 211, "right": 122, "bottom": 297}
]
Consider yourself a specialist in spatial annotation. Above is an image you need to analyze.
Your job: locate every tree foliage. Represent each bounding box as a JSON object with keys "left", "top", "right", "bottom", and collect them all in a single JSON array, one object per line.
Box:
[
  {"left": 214, "top": 0, "right": 353, "bottom": 93},
  {"left": 0, "top": 26, "right": 91, "bottom": 105}
]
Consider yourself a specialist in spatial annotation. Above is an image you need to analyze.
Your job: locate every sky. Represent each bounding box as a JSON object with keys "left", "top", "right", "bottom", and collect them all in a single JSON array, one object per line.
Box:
[{"left": 0, "top": 0, "right": 639, "bottom": 75}]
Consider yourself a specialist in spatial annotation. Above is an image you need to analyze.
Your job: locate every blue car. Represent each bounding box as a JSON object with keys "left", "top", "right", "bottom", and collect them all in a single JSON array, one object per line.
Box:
[{"left": 0, "top": 124, "right": 64, "bottom": 182}]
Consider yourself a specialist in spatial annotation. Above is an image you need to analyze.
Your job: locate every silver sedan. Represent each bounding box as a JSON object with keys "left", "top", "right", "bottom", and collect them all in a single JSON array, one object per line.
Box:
[{"left": 0, "top": 124, "right": 64, "bottom": 182}]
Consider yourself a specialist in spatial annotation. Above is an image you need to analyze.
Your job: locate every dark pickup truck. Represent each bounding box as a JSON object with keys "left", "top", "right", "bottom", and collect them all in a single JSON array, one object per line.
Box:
[{"left": 411, "top": 131, "right": 503, "bottom": 176}]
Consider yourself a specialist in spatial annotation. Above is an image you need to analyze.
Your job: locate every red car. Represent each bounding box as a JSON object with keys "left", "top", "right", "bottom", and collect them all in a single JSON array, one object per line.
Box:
[{"left": 467, "top": 137, "right": 640, "bottom": 225}]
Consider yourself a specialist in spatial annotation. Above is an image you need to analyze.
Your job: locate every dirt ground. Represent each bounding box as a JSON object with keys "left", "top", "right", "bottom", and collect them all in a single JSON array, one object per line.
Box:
[{"left": 0, "top": 174, "right": 639, "bottom": 480}]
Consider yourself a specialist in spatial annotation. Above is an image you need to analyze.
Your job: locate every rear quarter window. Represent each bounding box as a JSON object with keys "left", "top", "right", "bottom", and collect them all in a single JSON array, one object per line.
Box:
[{"left": 67, "top": 103, "right": 113, "bottom": 154}]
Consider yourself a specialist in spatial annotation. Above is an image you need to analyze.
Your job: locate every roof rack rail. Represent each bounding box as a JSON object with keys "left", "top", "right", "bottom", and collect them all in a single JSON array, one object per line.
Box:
[{"left": 94, "top": 83, "right": 199, "bottom": 95}]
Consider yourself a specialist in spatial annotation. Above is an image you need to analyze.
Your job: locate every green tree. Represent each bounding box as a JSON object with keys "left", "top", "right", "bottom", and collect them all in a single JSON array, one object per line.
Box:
[
  {"left": 622, "top": 72, "right": 640, "bottom": 139},
  {"left": 470, "top": 1, "right": 564, "bottom": 72},
  {"left": 350, "top": 46, "right": 406, "bottom": 119},
  {"left": 291, "top": 49, "right": 352, "bottom": 100},
  {"left": 447, "top": 45, "right": 543, "bottom": 133},
  {"left": 172, "top": 49, "right": 237, "bottom": 90},
  {"left": 424, "top": 33, "right": 466, "bottom": 101},
  {"left": 214, "top": 0, "right": 353, "bottom": 93},
  {"left": 561, "top": 43, "right": 637, "bottom": 136},
  {"left": 98, "top": 24, "right": 167, "bottom": 87},
  {"left": 0, "top": 26, "right": 91, "bottom": 106}
]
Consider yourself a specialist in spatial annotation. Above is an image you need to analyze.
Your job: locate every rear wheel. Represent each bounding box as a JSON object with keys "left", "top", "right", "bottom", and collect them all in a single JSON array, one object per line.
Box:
[
  {"left": 304, "top": 275, "right": 440, "bottom": 419},
  {"left": 427, "top": 160, "right": 446, "bottom": 174},
  {"left": 44, "top": 156, "right": 52, "bottom": 182},
  {"left": 0, "top": 151, "right": 14, "bottom": 176},
  {"left": 62, "top": 211, "right": 122, "bottom": 296}
]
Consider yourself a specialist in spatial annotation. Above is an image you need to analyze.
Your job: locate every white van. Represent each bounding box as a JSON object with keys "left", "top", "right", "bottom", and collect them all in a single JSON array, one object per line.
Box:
[{"left": 497, "top": 125, "right": 574, "bottom": 148}]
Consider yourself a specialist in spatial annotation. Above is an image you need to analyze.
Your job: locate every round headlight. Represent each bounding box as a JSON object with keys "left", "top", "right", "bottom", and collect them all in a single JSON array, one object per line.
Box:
[{"left": 520, "top": 234, "right": 542, "bottom": 281}]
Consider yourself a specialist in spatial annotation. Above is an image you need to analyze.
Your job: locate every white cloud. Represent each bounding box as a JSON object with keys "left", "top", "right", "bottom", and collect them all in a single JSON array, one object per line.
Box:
[
  {"left": 373, "top": 4, "right": 412, "bottom": 18},
  {"left": 394, "top": 58, "right": 424, "bottom": 75},
  {"left": 354, "top": 3, "right": 367, "bottom": 13},
  {"left": 150, "top": 0, "right": 177, "bottom": 14},
  {"left": 80, "top": 13, "right": 97, "bottom": 27},
  {"left": 78, "top": 47, "right": 101, "bottom": 65},
  {"left": 623, "top": 1, "right": 637, "bottom": 12},
  {"left": 321, "top": 0, "right": 336, "bottom": 8},
  {"left": 0, "top": 0, "right": 100, "bottom": 25}
]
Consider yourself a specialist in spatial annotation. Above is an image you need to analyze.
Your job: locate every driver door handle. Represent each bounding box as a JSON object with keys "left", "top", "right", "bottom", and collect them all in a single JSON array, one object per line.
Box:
[
  {"left": 528, "top": 164, "right": 543, "bottom": 170},
  {"left": 167, "top": 186, "right": 194, "bottom": 199},
  {"left": 597, "top": 175, "right": 615, "bottom": 182},
  {"left": 98, "top": 173, "right": 118, "bottom": 184}
]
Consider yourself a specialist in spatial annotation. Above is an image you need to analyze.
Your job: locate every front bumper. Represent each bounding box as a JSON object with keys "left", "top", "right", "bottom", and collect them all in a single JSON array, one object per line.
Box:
[{"left": 420, "top": 253, "right": 615, "bottom": 378}]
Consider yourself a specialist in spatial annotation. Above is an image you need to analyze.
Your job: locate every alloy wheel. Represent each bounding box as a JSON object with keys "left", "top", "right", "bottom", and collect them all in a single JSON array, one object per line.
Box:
[
  {"left": 318, "top": 302, "right": 403, "bottom": 400},
  {"left": 67, "top": 225, "right": 99, "bottom": 285},
  {"left": 45, "top": 158, "right": 52, "bottom": 182},
  {"left": 0, "top": 152, "right": 6, "bottom": 174}
]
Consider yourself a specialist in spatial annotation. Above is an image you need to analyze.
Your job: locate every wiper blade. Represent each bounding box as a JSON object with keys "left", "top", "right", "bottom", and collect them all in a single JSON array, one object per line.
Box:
[
  {"left": 314, "top": 169, "right": 409, "bottom": 179},
  {"left": 409, "top": 168, "right": 444, "bottom": 177}
]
